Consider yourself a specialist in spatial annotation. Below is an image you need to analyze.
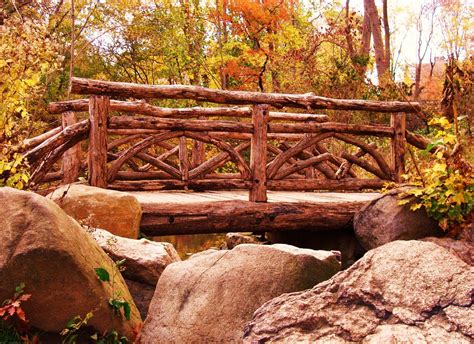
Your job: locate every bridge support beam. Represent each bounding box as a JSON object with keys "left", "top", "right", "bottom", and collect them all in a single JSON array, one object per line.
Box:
[
  {"left": 88, "top": 95, "right": 109, "bottom": 188},
  {"left": 139, "top": 199, "right": 368, "bottom": 236}
]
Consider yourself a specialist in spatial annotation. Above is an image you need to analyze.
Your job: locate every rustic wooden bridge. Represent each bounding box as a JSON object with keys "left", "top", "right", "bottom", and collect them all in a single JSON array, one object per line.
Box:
[{"left": 22, "top": 78, "right": 431, "bottom": 235}]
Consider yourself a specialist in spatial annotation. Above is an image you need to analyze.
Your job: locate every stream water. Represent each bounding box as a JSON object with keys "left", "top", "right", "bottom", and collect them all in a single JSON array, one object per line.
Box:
[{"left": 154, "top": 234, "right": 227, "bottom": 259}]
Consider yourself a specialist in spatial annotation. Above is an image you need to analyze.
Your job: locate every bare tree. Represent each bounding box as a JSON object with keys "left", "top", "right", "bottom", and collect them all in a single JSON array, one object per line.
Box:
[
  {"left": 364, "top": 0, "right": 391, "bottom": 83},
  {"left": 414, "top": 1, "right": 438, "bottom": 100}
]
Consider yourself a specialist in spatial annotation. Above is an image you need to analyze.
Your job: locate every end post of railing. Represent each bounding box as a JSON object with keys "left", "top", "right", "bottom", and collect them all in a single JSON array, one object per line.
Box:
[
  {"left": 61, "top": 111, "right": 81, "bottom": 184},
  {"left": 391, "top": 112, "right": 406, "bottom": 183},
  {"left": 88, "top": 95, "right": 110, "bottom": 188},
  {"left": 249, "top": 104, "right": 269, "bottom": 202}
]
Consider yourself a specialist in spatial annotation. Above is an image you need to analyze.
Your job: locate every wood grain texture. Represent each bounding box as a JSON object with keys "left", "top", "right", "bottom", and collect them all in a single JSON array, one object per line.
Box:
[
  {"left": 250, "top": 105, "right": 269, "bottom": 202},
  {"left": 108, "top": 115, "right": 254, "bottom": 133},
  {"left": 88, "top": 96, "right": 109, "bottom": 188},
  {"left": 391, "top": 113, "right": 406, "bottom": 182},
  {"left": 70, "top": 77, "right": 421, "bottom": 112},
  {"left": 61, "top": 112, "right": 81, "bottom": 184},
  {"left": 139, "top": 199, "right": 368, "bottom": 235}
]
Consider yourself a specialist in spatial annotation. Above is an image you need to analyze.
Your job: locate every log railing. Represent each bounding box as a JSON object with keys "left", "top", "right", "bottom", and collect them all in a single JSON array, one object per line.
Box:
[{"left": 23, "top": 77, "right": 426, "bottom": 201}]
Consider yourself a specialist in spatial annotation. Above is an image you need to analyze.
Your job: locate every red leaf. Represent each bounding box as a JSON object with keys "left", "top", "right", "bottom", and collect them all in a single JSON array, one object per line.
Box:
[{"left": 16, "top": 307, "right": 27, "bottom": 322}]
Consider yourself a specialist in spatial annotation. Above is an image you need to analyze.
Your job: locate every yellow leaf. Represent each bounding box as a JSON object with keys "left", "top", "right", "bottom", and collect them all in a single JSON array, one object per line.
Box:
[
  {"left": 410, "top": 203, "right": 423, "bottom": 211},
  {"left": 433, "top": 163, "right": 447, "bottom": 173},
  {"left": 452, "top": 193, "right": 465, "bottom": 205}
]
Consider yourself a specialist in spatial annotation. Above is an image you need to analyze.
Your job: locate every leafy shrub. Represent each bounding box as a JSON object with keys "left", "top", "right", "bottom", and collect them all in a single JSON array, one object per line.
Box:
[
  {"left": 400, "top": 117, "right": 474, "bottom": 232},
  {"left": 0, "top": 16, "right": 62, "bottom": 189}
]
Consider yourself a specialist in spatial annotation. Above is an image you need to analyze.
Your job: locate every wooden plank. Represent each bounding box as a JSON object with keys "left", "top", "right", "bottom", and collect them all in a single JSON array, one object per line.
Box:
[
  {"left": 268, "top": 178, "right": 386, "bottom": 191},
  {"left": 249, "top": 105, "right": 268, "bottom": 202}
]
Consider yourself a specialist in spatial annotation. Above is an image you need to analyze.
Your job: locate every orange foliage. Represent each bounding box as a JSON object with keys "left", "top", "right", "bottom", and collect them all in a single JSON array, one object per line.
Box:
[{"left": 225, "top": 0, "right": 296, "bottom": 35}]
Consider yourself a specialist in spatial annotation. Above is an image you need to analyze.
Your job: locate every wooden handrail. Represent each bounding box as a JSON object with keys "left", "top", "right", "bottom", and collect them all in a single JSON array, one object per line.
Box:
[
  {"left": 48, "top": 99, "right": 329, "bottom": 122},
  {"left": 70, "top": 77, "right": 421, "bottom": 113}
]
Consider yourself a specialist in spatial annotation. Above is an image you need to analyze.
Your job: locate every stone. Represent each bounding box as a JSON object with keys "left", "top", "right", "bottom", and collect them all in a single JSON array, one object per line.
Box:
[
  {"left": 354, "top": 188, "right": 442, "bottom": 250},
  {"left": 225, "top": 232, "right": 262, "bottom": 249},
  {"left": 48, "top": 184, "right": 142, "bottom": 239},
  {"left": 140, "top": 244, "right": 341, "bottom": 343},
  {"left": 87, "top": 228, "right": 180, "bottom": 285},
  {"left": 124, "top": 279, "right": 155, "bottom": 320},
  {"left": 243, "top": 240, "right": 473, "bottom": 343},
  {"left": 0, "top": 188, "right": 142, "bottom": 340},
  {"left": 266, "top": 229, "right": 363, "bottom": 268},
  {"left": 422, "top": 237, "right": 473, "bottom": 266}
]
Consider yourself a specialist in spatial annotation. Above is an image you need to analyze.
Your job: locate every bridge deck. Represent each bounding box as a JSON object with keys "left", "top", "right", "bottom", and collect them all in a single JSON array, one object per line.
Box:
[{"left": 130, "top": 190, "right": 380, "bottom": 236}]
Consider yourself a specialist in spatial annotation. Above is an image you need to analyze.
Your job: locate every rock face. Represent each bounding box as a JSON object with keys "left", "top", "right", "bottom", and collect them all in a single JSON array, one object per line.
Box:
[
  {"left": 354, "top": 189, "right": 442, "bottom": 249},
  {"left": 140, "top": 244, "right": 341, "bottom": 344},
  {"left": 225, "top": 232, "right": 262, "bottom": 249},
  {"left": 0, "top": 188, "right": 142, "bottom": 340},
  {"left": 48, "top": 184, "right": 142, "bottom": 239},
  {"left": 244, "top": 240, "right": 474, "bottom": 343},
  {"left": 88, "top": 228, "right": 180, "bottom": 285},
  {"left": 266, "top": 229, "right": 363, "bottom": 268},
  {"left": 88, "top": 228, "right": 180, "bottom": 318},
  {"left": 422, "top": 237, "right": 473, "bottom": 266}
]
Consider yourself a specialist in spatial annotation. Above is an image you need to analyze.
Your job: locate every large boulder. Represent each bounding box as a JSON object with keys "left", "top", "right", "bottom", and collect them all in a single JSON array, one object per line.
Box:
[
  {"left": 244, "top": 240, "right": 473, "bottom": 343},
  {"left": 140, "top": 244, "right": 341, "bottom": 343},
  {"left": 354, "top": 189, "right": 442, "bottom": 250},
  {"left": 87, "top": 228, "right": 181, "bottom": 318},
  {"left": 0, "top": 188, "right": 142, "bottom": 340},
  {"left": 48, "top": 184, "right": 142, "bottom": 239}
]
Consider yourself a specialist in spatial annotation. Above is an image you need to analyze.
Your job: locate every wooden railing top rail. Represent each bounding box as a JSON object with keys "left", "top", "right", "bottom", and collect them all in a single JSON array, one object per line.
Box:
[
  {"left": 48, "top": 99, "right": 329, "bottom": 122},
  {"left": 70, "top": 77, "right": 421, "bottom": 113}
]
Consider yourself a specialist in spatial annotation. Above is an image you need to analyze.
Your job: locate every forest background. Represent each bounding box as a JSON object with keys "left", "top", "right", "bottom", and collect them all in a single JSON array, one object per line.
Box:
[{"left": 0, "top": 0, "right": 472, "bottom": 189}]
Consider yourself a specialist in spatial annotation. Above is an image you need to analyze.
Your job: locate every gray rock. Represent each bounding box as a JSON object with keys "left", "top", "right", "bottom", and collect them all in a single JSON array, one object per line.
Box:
[
  {"left": 243, "top": 240, "right": 473, "bottom": 343},
  {"left": 124, "top": 279, "right": 155, "bottom": 320},
  {"left": 354, "top": 188, "right": 442, "bottom": 249},
  {"left": 422, "top": 237, "right": 473, "bottom": 266},
  {"left": 140, "top": 244, "right": 341, "bottom": 343},
  {"left": 225, "top": 232, "right": 261, "bottom": 249},
  {"left": 88, "top": 228, "right": 180, "bottom": 285}
]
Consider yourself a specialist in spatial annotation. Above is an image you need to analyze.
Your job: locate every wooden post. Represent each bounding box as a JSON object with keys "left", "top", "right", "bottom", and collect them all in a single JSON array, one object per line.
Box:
[
  {"left": 61, "top": 112, "right": 81, "bottom": 184},
  {"left": 88, "top": 95, "right": 109, "bottom": 188},
  {"left": 179, "top": 136, "right": 189, "bottom": 181},
  {"left": 391, "top": 112, "right": 406, "bottom": 183},
  {"left": 191, "top": 115, "right": 206, "bottom": 170},
  {"left": 304, "top": 133, "right": 315, "bottom": 179},
  {"left": 249, "top": 105, "right": 268, "bottom": 202}
]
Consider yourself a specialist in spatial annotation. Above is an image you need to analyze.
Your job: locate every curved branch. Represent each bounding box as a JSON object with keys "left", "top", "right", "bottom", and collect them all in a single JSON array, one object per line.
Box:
[
  {"left": 107, "top": 131, "right": 183, "bottom": 182},
  {"left": 340, "top": 152, "right": 388, "bottom": 180},
  {"left": 274, "top": 153, "right": 332, "bottom": 180},
  {"left": 184, "top": 132, "right": 251, "bottom": 179},
  {"left": 24, "top": 120, "right": 89, "bottom": 165},
  {"left": 333, "top": 133, "right": 392, "bottom": 179},
  {"left": 267, "top": 133, "right": 334, "bottom": 179}
]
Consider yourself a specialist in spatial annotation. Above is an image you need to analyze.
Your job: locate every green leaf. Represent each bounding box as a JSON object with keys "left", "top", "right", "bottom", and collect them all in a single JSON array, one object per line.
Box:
[
  {"left": 94, "top": 268, "right": 110, "bottom": 282},
  {"left": 122, "top": 301, "right": 131, "bottom": 320}
]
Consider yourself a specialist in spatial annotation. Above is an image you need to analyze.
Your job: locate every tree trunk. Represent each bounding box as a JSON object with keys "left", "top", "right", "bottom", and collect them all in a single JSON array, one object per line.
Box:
[{"left": 364, "top": 0, "right": 390, "bottom": 83}]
